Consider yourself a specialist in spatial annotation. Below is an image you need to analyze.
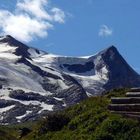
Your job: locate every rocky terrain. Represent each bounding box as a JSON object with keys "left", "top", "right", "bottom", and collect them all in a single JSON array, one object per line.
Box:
[{"left": 0, "top": 35, "right": 140, "bottom": 124}]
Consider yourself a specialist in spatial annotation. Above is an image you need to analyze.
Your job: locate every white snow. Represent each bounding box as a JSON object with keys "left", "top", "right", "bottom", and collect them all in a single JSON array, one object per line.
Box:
[
  {"left": 28, "top": 58, "right": 65, "bottom": 80},
  {"left": 10, "top": 86, "right": 53, "bottom": 96},
  {"left": 33, "top": 54, "right": 58, "bottom": 66},
  {"left": 0, "top": 89, "right": 54, "bottom": 113},
  {"left": 33, "top": 54, "right": 88, "bottom": 69},
  {"left": 0, "top": 44, "right": 20, "bottom": 60},
  {"left": 0, "top": 116, "right": 3, "bottom": 121},
  {"left": 28, "top": 48, "right": 45, "bottom": 58},
  {"left": 62, "top": 102, "right": 67, "bottom": 107},
  {"left": 16, "top": 111, "right": 32, "bottom": 120},
  {"left": 79, "top": 55, "right": 95, "bottom": 59},
  {"left": 0, "top": 61, "right": 47, "bottom": 93},
  {"left": 48, "top": 78, "right": 69, "bottom": 90},
  {"left": 53, "top": 97, "right": 63, "bottom": 101},
  {"left": 0, "top": 105, "right": 15, "bottom": 113},
  {"left": 38, "top": 102, "right": 54, "bottom": 114},
  {"left": 1, "top": 94, "right": 41, "bottom": 106},
  {"left": 64, "top": 71, "right": 108, "bottom": 96},
  {"left": 0, "top": 43, "right": 17, "bottom": 53},
  {"left": 100, "top": 66, "right": 108, "bottom": 80},
  {"left": 0, "top": 89, "right": 45, "bottom": 106},
  {"left": 40, "top": 102, "right": 54, "bottom": 111},
  {"left": 32, "top": 51, "right": 110, "bottom": 95},
  {"left": 0, "top": 53, "right": 20, "bottom": 60},
  {"left": 0, "top": 36, "right": 6, "bottom": 41},
  {"left": 86, "top": 92, "right": 93, "bottom": 97}
]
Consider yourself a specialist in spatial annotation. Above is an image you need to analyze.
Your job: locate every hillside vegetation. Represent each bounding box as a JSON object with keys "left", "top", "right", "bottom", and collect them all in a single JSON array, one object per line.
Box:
[{"left": 1, "top": 88, "right": 140, "bottom": 140}]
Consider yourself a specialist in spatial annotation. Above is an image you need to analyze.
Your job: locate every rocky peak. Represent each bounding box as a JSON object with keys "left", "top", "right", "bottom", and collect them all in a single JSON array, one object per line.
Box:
[
  {"left": 0, "top": 35, "right": 29, "bottom": 48},
  {"left": 99, "top": 46, "right": 119, "bottom": 58},
  {"left": 0, "top": 35, "right": 46, "bottom": 59}
]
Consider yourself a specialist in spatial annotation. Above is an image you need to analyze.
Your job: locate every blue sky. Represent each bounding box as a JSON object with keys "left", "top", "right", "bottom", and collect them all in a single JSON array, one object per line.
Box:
[{"left": 0, "top": 0, "right": 140, "bottom": 73}]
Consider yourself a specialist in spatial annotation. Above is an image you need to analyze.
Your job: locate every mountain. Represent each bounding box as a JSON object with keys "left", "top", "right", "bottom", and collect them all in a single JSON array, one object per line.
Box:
[{"left": 0, "top": 35, "right": 139, "bottom": 124}]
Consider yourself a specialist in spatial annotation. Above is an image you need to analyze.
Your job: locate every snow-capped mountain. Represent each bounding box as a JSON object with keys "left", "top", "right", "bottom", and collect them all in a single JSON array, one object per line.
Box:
[{"left": 0, "top": 35, "right": 140, "bottom": 124}]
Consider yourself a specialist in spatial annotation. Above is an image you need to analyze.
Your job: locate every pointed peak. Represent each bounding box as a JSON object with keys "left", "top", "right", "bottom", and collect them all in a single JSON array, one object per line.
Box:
[
  {"left": 0, "top": 34, "right": 14, "bottom": 40},
  {"left": 105, "top": 45, "right": 118, "bottom": 52},
  {"left": 4, "top": 35, "right": 14, "bottom": 39},
  {"left": 0, "top": 35, "right": 46, "bottom": 59},
  {"left": 0, "top": 35, "right": 29, "bottom": 48},
  {"left": 87, "top": 45, "right": 119, "bottom": 60},
  {"left": 99, "top": 45, "right": 119, "bottom": 56},
  {"left": 0, "top": 35, "right": 19, "bottom": 44}
]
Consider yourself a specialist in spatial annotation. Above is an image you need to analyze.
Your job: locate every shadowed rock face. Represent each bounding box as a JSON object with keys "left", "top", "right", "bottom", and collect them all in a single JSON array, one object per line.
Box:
[
  {"left": 62, "top": 61, "right": 94, "bottom": 73},
  {"left": 100, "top": 46, "right": 140, "bottom": 90},
  {"left": 0, "top": 36, "right": 139, "bottom": 124}
]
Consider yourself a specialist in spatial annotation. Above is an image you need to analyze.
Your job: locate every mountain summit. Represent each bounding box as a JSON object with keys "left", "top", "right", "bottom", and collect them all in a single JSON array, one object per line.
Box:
[
  {"left": 0, "top": 35, "right": 139, "bottom": 124},
  {"left": 0, "top": 35, "right": 46, "bottom": 59}
]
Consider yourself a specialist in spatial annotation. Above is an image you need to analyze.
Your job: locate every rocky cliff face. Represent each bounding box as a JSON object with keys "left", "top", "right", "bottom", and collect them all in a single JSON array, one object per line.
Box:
[
  {"left": 0, "top": 35, "right": 139, "bottom": 124},
  {"left": 93, "top": 46, "right": 140, "bottom": 90}
]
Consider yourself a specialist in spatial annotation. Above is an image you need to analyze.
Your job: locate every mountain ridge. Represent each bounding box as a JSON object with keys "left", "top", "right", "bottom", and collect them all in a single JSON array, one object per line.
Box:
[{"left": 0, "top": 35, "right": 139, "bottom": 124}]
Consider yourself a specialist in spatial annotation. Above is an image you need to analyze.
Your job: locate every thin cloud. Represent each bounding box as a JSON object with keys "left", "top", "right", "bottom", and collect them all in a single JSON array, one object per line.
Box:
[
  {"left": 0, "top": 0, "right": 65, "bottom": 42},
  {"left": 98, "top": 25, "right": 113, "bottom": 37},
  {"left": 51, "top": 8, "right": 65, "bottom": 23}
]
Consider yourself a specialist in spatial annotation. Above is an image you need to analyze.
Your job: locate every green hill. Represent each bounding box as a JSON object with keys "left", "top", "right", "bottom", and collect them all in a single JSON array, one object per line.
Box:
[{"left": 1, "top": 88, "right": 140, "bottom": 140}]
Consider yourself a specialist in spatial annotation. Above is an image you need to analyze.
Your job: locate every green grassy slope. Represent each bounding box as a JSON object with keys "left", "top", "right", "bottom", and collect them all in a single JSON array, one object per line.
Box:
[{"left": 1, "top": 88, "right": 140, "bottom": 140}]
